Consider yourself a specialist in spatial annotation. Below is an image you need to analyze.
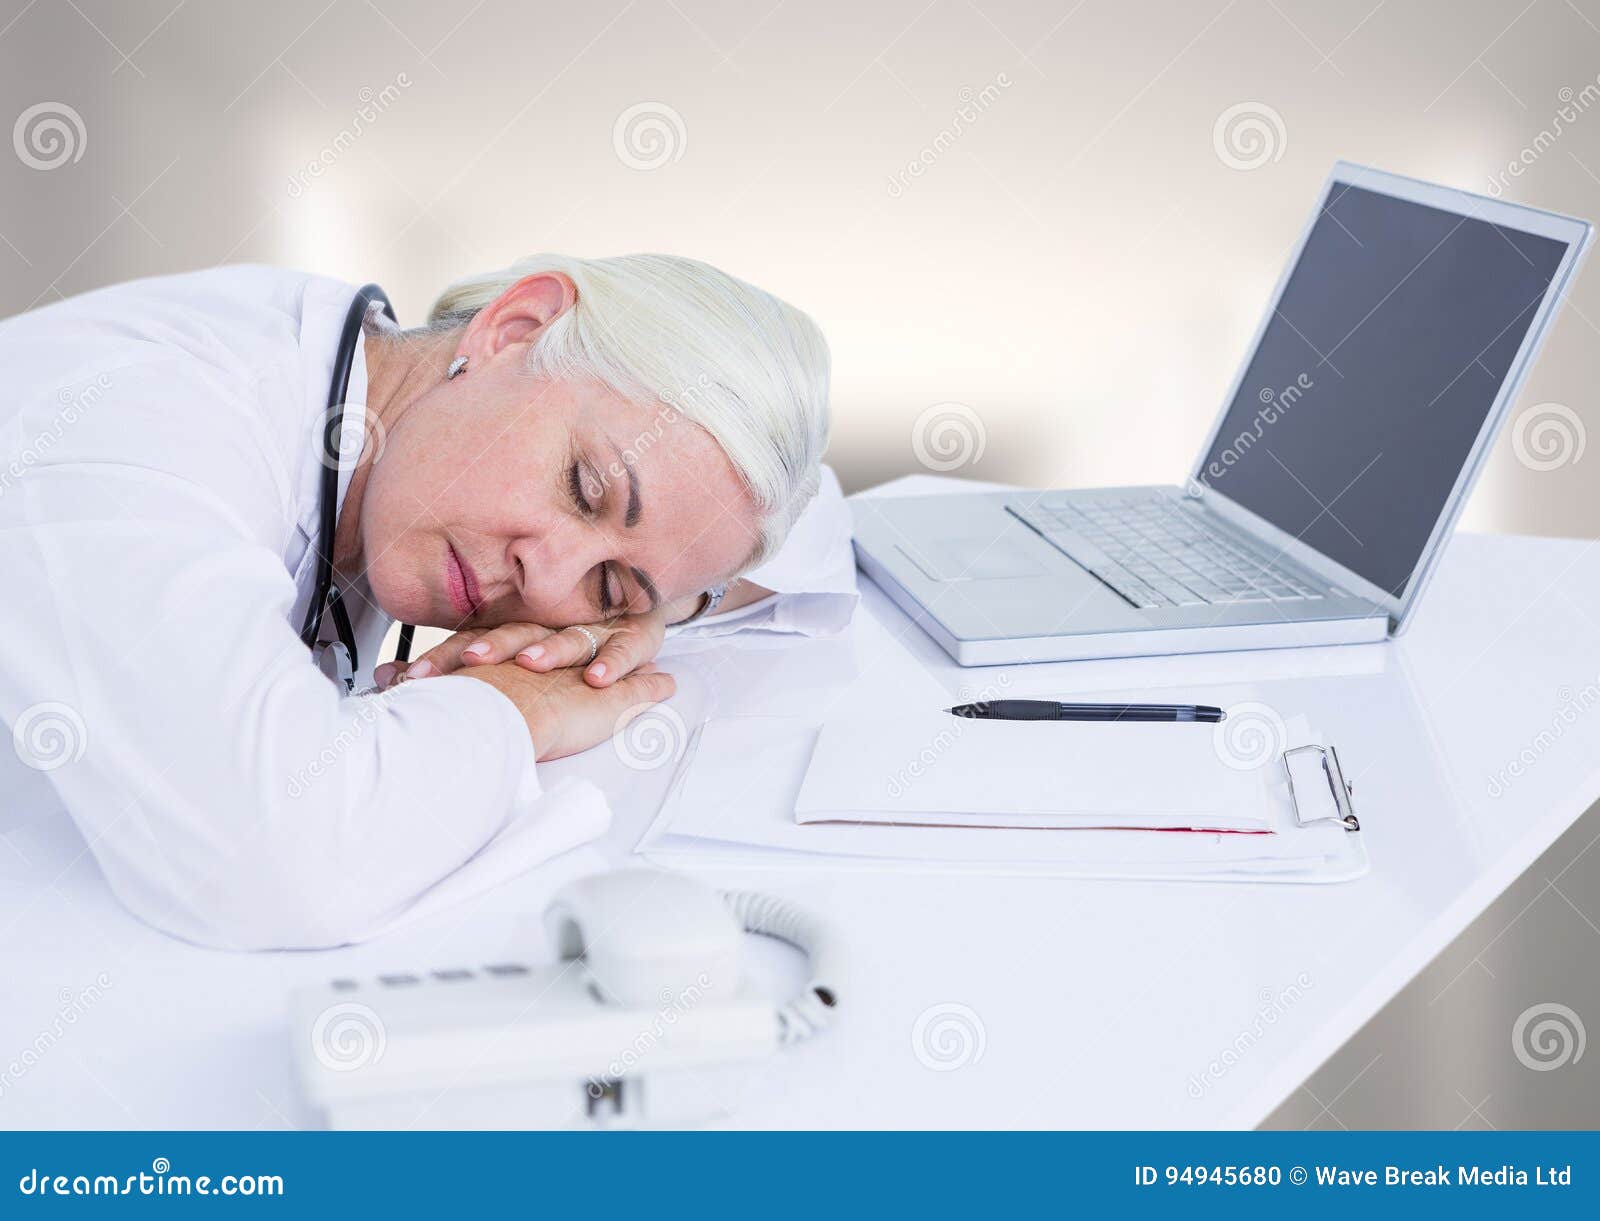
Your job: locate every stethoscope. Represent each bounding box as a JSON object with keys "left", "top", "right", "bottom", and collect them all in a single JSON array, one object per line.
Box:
[{"left": 299, "top": 283, "right": 415, "bottom": 692}]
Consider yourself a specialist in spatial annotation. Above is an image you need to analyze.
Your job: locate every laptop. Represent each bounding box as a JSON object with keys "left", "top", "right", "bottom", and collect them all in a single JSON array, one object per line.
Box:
[{"left": 853, "top": 162, "right": 1592, "bottom": 666}]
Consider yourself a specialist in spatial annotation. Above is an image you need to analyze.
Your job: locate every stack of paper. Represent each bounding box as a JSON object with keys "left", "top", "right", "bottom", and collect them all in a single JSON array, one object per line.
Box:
[
  {"left": 633, "top": 715, "right": 1369, "bottom": 883},
  {"left": 794, "top": 711, "right": 1269, "bottom": 833}
]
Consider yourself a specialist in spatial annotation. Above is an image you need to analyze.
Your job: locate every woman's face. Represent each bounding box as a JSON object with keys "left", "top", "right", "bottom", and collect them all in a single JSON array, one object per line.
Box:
[{"left": 354, "top": 294, "right": 760, "bottom": 631}]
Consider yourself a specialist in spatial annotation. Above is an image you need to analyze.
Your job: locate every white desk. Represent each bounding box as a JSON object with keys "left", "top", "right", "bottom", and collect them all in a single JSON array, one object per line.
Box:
[{"left": 3, "top": 476, "right": 1598, "bottom": 1130}]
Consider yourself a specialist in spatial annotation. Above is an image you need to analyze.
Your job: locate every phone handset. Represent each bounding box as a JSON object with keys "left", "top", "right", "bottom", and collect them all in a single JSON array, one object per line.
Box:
[{"left": 544, "top": 869, "right": 842, "bottom": 1045}]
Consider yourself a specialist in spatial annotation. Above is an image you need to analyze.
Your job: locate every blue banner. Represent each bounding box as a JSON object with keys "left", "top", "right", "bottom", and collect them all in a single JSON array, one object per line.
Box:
[{"left": 1, "top": 1132, "right": 1595, "bottom": 1216}]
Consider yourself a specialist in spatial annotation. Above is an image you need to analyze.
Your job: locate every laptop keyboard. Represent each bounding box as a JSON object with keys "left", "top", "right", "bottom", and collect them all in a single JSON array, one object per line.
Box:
[{"left": 1006, "top": 493, "right": 1326, "bottom": 610}]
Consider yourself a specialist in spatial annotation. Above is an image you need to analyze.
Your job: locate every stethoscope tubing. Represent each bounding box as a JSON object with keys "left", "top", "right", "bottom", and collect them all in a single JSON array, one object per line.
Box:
[{"left": 298, "top": 284, "right": 398, "bottom": 680}]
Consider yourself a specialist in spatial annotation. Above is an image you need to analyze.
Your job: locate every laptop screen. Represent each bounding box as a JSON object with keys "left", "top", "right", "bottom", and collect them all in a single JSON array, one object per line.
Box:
[{"left": 1196, "top": 182, "right": 1570, "bottom": 598}]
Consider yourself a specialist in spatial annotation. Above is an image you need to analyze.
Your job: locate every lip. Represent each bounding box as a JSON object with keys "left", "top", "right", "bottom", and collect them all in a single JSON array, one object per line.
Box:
[{"left": 444, "top": 544, "right": 481, "bottom": 619}]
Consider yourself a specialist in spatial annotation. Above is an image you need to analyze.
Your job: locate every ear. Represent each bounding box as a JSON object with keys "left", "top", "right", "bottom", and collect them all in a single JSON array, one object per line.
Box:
[{"left": 458, "top": 272, "right": 577, "bottom": 365}]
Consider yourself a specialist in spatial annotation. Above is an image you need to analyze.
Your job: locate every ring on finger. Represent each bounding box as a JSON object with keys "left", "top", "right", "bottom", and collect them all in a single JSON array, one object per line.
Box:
[{"left": 570, "top": 624, "right": 600, "bottom": 664}]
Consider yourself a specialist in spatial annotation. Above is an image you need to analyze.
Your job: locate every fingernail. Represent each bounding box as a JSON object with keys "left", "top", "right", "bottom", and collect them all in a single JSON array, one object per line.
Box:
[
  {"left": 406, "top": 660, "right": 436, "bottom": 679},
  {"left": 588, "top": 662, "right": 607, "bottom": 680},
  {"left": 463, "top": 641, "right": 489, "bottom": 658},
  {"left": 518, "top": 646, "right": 544, "bottom": 663}
]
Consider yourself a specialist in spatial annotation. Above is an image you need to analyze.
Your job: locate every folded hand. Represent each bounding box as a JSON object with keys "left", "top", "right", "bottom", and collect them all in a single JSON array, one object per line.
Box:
[{"left": 374, "top": 607, "right": 670, "bottom": 691}]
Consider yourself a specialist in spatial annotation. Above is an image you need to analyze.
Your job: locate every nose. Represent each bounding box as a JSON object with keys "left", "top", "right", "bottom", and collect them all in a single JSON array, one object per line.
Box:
[{"left": 505, "top": 514, "right": 601, "bottom": 607}]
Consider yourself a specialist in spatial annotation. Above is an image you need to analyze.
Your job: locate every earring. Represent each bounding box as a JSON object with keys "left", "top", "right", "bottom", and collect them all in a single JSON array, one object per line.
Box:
[{"left": 445, "top": 355, "right": 468, "bottom": 380}]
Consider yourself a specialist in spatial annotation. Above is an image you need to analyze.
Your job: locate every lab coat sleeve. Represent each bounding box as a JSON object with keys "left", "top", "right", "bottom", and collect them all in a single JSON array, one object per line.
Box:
[
  {"left": 666, "top": 464, "right": 859, "bottom": 639},
  {"left": 1, "top": 364, "right": 604, "bottom": 950}
]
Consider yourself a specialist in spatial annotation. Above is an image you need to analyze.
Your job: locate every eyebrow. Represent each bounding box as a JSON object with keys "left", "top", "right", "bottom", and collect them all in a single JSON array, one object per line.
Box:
[{"left": 611, "top": 441, "right": 642, "bottom": 527}]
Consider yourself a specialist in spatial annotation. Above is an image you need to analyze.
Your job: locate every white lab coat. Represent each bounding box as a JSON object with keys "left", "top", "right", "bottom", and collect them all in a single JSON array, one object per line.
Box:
[{"left": 0, "top": 265, "right": 856, "bottom": 950}]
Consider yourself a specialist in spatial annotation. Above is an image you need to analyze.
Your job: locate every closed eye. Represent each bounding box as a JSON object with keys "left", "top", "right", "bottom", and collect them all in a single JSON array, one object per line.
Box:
[
  {"left": 597, "top": 556, "right": 635, "bottom": 613},
  {"left": 567, "top": 453, "right": 635, "bottom": 615},
  {"left": 568, "top": 462, "right": 592, "bottom": 515}
]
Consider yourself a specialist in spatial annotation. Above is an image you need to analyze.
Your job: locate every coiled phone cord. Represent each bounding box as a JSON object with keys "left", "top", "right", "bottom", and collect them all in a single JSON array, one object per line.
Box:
[{"left": 721, "top": 890, "right": 842, "bottom": 1046}]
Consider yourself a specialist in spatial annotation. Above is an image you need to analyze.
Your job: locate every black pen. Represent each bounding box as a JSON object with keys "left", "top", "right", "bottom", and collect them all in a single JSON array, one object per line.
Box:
[{"left": 947, "top": 700, "right": 1226, "bottom": 723}]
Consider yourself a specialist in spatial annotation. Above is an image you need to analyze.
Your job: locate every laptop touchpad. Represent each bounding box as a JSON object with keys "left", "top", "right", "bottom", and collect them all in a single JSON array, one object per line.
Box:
[{"left": 898, "top": 537, "right": 1045, "bottom": 582}]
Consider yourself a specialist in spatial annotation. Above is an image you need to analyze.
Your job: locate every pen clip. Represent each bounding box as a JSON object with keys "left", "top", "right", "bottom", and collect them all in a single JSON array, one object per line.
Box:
[{"left": 1281, "top": 743, "right": 1360, "bottom": 832}]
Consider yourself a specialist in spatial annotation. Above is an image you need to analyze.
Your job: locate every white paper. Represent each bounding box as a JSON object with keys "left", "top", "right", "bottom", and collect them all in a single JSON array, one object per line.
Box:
[
  {"left": 634, "top": 716, "right": 1368, "bottom": 884},
  {"left": 794, "top": 710, "right": 1270, "bottom": 832}
]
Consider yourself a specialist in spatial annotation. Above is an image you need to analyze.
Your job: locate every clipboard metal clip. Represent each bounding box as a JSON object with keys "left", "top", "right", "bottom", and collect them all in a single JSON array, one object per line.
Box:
[{"left": 1282, "top": 743, "right": 1360, "bottom": 832}]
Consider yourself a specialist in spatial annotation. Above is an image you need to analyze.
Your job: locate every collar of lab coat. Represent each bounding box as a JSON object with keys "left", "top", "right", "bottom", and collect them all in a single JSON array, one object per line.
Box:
[{"left": 293, "top": 278, "right": 371, "bottom": 546}]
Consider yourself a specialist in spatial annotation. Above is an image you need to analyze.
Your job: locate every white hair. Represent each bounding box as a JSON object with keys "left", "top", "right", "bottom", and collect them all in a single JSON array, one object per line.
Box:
[{"left": 425, "top": 252, "right": 830, "bottom": 572}]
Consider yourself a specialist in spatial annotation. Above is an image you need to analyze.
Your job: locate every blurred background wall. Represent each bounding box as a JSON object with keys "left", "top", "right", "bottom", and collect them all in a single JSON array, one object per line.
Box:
[
  {"left": 3, "top": 0, "right": 1597, "bottom": 1129},
  {"left": 2, "top": 0, "right": 1598, "bottom": 532}
]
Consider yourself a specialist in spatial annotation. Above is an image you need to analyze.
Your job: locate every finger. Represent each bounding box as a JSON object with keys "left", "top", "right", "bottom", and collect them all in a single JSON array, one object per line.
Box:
[
  {"left": 374, "top": 661, "right": 398, "bottom": 690},
  {"left": 517, "top": 624, "right": 611, "bottom": 672},
  {"left": 583, "top": 626, "right": 651, "bottom": 687},
  {"left": 458, "top": 623, "right": 557, "bottom": 666},
  {"left": 403, "top": 629, "right": 489, "bottom": 680},
  {"left": 605, "top": 668, "right": 677, "bottom": 715}
]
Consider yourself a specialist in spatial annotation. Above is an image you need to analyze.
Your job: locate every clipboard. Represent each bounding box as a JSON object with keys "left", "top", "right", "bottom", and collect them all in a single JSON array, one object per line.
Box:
[
  {"left": 1283, "top": 743, "right": 1360, "bottom": 832},
  {"left": 634, "top": 716, "right": 1370, "bottom": 884}
]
